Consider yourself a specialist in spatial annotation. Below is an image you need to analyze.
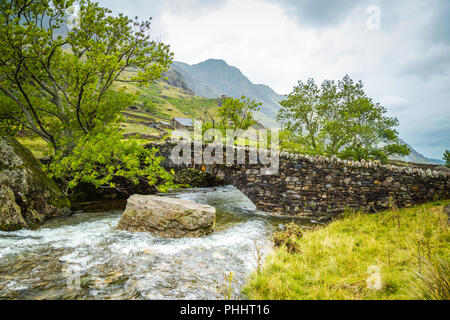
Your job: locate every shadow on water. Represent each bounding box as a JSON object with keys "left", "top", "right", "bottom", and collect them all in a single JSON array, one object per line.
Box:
[{"left": 0, "top": 185, "right": 317, "bottom": 300}]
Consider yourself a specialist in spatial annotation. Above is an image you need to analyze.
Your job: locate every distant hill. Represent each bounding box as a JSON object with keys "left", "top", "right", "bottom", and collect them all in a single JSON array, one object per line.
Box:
[
  {"left": 162, "top": 59, "right": 284, "bottom": 127},
  {"left": 390, "top": 139, "right": 445, "bottom": 165}
]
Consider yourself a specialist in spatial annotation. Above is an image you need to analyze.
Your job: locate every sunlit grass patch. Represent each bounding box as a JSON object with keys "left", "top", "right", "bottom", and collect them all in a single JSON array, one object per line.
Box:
[
  {"left": 243, "top": 201, "right": 450, "bottom": 300},
  {"left": 17, "top": 136, "right": 52, "bottom": 159},
  {"left": 119, "top": 123, "right": 161, "bottom": 137}
]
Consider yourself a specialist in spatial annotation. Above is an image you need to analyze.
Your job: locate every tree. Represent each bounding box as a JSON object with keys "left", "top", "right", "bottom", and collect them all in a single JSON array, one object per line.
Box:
[
  {"left": 444, "top": 150, "right": 450, "bottom": 167},
  {"left": 279, "top": 129, "right": 304, "bottom": 154},
  {"left": 0, "top": 91, "right": 23, "bottom": 136},
  {"left": 278, "top": 78, "right": 324, "bottom": 154},
  {"left": 278, "top": 75, "right": 409, "bottom": 162},
  {"left": 217, "top": 95, "right": 261, "bottom": 141},
  {"left": 0, "top": 0, "right": 173, "bottom": 154},
  {"left": 0, "top": 0, "right": 176, "bottom": 192}
]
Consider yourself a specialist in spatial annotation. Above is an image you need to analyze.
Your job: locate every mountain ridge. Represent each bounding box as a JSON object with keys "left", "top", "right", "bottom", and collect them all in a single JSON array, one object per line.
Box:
[{"left": 163, "top": 59, "right": 283, "bottom": 127}]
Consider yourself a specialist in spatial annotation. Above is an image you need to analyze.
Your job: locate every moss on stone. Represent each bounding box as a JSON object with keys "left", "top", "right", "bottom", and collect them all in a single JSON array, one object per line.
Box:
[
  {"left": 0, "top": 185, "right": 28, "bottom": 231},
  {"left": 0, "top": 137, "right": 71, "bottom": 231}
]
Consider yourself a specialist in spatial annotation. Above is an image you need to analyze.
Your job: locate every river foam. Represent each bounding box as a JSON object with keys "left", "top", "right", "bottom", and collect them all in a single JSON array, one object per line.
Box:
[{"left": 0, "top": 185, "right": 307, "bottom": 299}]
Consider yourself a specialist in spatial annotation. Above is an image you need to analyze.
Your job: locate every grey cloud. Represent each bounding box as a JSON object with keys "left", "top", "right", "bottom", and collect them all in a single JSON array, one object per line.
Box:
[
  {"left": 422, "top": 0, "right": 450, "bottom": 46},
  {"left": 399, "top": 105, "right": 450, "bottom": 158},
  {"left": 274, "top": 0, "right": 405, "bottom": 30},
  {"left": 398, "top": 0, "right": 450, "bottom": 80},
  {"left": 276, "top": 0, "right": 361, "bottom": 26},
  {"left": 401, "top": 47, "right": 450, "bottom": 81},
  {"left": 97, "top": 0, "right": 449, "bottom": 159},
  {"left": 164, "top": 0, "right": 226, "bottom": 15},
  {"left": 98, "top": 0, "right": 226, "bottom": 19}
]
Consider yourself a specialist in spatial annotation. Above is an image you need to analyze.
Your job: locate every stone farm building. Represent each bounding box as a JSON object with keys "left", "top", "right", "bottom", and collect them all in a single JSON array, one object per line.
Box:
[
  {"left": 159, "top": 120, "right": 171, "bottom": 130},
  {"left": 171, "top": 117, "right": 194, "bottom": 131}
]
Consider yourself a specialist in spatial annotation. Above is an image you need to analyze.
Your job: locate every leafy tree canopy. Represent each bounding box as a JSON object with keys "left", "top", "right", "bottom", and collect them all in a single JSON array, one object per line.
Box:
[
  {"left": 0, "top": 0, "right": 176, "bottom": 192},
  {"left": 0, "top": 91, "right": 23, "bottom": 136},
  {"left": 444, "top": 150, "right": 450, "bottom": 167},
  {"left": 0, "top": 0, "right": 173, "bottom": 154},
  {"left": 278, "top": 75, "right": 409, "bottom": 162},
  {"left": 217, "top": 95, "right": 261, "bottom": 141}
]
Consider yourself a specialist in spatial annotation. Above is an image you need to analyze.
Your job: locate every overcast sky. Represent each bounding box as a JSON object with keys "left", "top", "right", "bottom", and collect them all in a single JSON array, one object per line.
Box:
[{"left": 98, "top": 0, "right": 449, "bottom": 159}]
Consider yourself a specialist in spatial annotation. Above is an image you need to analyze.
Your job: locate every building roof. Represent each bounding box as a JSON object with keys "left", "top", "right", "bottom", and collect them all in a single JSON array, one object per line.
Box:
[{"left": 173, "top": 117, "right": 193, "bottom": 127}]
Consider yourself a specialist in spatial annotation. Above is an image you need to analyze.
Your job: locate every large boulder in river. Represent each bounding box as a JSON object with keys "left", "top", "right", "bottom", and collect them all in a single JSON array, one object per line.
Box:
[
  {"left": 117, "top": 194, "right": 216, "bottom": 238},
  {"left": 0, "top": 136, "right": 71, "bottom": 231}
]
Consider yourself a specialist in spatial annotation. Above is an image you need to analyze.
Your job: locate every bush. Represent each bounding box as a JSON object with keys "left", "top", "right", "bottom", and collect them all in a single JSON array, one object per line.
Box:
[
  {"left": 143, "top": 101, "right": 157, "bottom": 114},
  {"left": 48, "top": 128, "right": 176, "bottom": 193},
  {"left": 273, "top": 222, "right": 304, "bottom": 253}
]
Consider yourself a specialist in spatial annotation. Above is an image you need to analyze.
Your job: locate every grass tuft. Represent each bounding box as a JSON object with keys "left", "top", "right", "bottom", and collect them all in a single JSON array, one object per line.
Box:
[
  {"left": 273, "top": 222, "right": 304, "bottom": 254},
  {"left": 409, "top": 255, "right": 450, "bottom": 300}
]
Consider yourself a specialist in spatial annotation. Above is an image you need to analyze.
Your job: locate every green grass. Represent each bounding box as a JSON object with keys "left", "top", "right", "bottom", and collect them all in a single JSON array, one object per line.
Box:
[
  {"left": 17, "top": 136, "right": 52, "bottom": 159},
  {"left": 134, "top": 81, "right": 220, "bottom": 120},
  {"left": 123, "top": 110, "right": 157, "bottom": 120},
  {"left": 119, "top": 123, "right": 161, "bottom": 137},
  {"left": 243, "top": 200, "right": 450, "bottom": 300},
  {"left": 112, "top": 72, "right": 220, "bottom": 120}
]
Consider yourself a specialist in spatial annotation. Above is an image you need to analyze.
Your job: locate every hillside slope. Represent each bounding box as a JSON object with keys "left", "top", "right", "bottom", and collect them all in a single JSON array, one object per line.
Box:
[
  {"left": 163, "top": 59, "right": 284, "bottom": 127},
  {"left": 390, "top": 139, "right": 444, "bottom": 165}
]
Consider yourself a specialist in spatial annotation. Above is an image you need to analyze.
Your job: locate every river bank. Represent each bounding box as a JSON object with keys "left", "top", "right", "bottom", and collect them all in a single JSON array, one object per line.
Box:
[{"left": 243, "top": 200, "right": 450, "bottom": 300}]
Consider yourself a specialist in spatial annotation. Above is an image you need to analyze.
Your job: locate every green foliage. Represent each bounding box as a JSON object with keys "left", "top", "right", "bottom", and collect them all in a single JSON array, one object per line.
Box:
[
  {"left": 273, "top": 222, "right": 304, "bottom": 254},
  {"left": 0, "top": 0, "right": 173, "bottom": 154},
  {"left": 143, "top": 100, "right": 157, "bottom": 114},
  {"left": 444, "top": 150, "right": 450, "bottom": 167},
  {"left": 48, "top": 128, "right": 176, "bottom": 192},
  {"left": 278, "top": 75, "right": 410, "bottom": 161},
  {"left": 279, "top": 78, "right": 323, "bottom": 154},
  {"left": 218, "top": 96, "right": 261, "bottom": 139},
  {"left": 279, "top": 129, "right": 304, "bottom": 154},
  {"left": 243, "top": 201, "right": 450, "bottom": 300},
  {"left": 0, "top": 91, "right": 23, "bottom": 136}
]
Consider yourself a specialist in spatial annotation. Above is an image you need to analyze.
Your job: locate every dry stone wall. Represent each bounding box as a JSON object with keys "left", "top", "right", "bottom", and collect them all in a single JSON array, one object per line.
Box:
[{"left": 147, "top": 141, "right": 450, "bottom": 220}]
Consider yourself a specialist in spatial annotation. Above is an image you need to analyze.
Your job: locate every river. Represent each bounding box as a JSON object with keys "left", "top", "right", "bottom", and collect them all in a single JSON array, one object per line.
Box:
[{"left": 0, "top": 185, "right": 315, "bottom": 300}]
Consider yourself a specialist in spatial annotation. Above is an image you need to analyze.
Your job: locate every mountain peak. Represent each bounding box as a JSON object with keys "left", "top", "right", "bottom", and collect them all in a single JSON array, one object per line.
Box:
[
  {"left": 192, "top": 59, "right": 240, "bottom": 75},
  {"left": 197, "top": 58, "right": 228, "bottom": 66},
  {"left": 166, "top": 59, "right": 284, "bottom": 127}
]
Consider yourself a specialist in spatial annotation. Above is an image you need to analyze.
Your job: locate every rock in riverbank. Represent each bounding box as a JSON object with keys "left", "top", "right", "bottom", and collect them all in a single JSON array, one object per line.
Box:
[
  {"left": 117, "top": 194, "right": 216, "bottom": 238},
  {"left": 0, "top": 184, "right": 27, "bottom": 231},
  {"left": 0, "top": 137, "right": 71, "bottom": 231},
  {"left": 444, "top": 203, "right": 450, "bottom": 224}
]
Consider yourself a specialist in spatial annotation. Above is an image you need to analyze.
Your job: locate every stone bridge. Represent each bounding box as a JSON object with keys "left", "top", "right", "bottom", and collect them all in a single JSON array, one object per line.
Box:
[{"left": 146, "top": 141, "right": 450, "bottom": 220}]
